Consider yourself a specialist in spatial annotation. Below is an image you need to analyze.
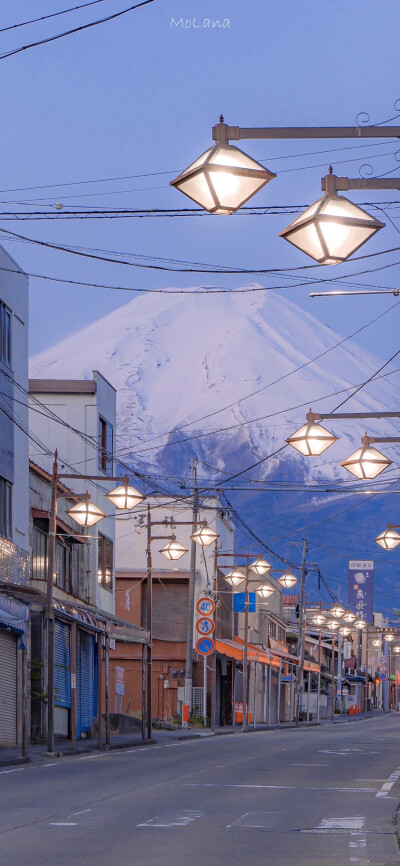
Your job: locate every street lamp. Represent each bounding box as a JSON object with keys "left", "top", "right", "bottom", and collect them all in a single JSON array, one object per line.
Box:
[
  {"left": 341, "top": 435, "right": 393, "bottom": 480},
  {"left": 312, "top": 614, "right": 326, "bottom": 627},
  {"left": 224, "top": 568, "right": 246, "bottom": 586},
  {"left": 285, "top": 411, "right": 338, "bottom": 456},
  {"left": 105, "top": 482, "right": 145, "bottom": 509},
  {"left": 342, "top": 611, "right": 357, "bottom": 624},
  {"left": 66, "top": 497, "right": 106, "bottom": 527},
  {"left": 326, "top": 619, "right": 340, "bottom": 630},
  {"left": 249, "top": 557, "right": 272, "bottom": 575},
  {"left": 372, "top": 638, "right": 382, "bottom": 649},
  {"left": 170, "top": 132, "right": 276, "bottom": 214},
  {"left": 375, "top": 523, "right": 400, "bottom": 550},
  {"left": 255, "top": 584, "right": 275, "bottom": 598},
  {"left": 340, "top": 626, "right": 351, "bottom": 637},
  {"left": 191, "top": 523, "right": 218, "bottom": 546},
  {"left": 159, "top": 537, "right": 188, "bottom": 561},
  {"left": 279, "top": 169, "right": 384, "bottom": 264},
  {"left": 385, "top": 634, "right": 395, "bottom": 642},
  {"left": 277, "top": 572, "right": 298, "bottom": 589},
  {"left": 330, "top": 605, "right": 345, "bottom": 619},
  {"left": 354, "top": 619, "right": 367, "bottom": 630},
  {"left": 394, "top": 646, "right": 400, "bottom": 654}
]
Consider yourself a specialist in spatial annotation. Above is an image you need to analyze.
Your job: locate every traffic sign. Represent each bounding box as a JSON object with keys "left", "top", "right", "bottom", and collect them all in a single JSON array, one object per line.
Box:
[
  {"left": 196, "top": 617, "right": 215, "bottom": 636},
  {"left": 196, "top": 636, "right": 215, "bottom": 656},
  {"left": 196, "top": 596, "right": 215, "bottom": 616}
]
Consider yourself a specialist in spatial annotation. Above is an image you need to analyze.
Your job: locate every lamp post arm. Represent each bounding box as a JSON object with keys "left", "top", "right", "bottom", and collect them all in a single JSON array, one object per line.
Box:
[
  {"left": 212, "top": 120, "right": 400, "bottom": 146},
  {"left": 312, "top": 411, "right": 400, "bottom": 422},
  {"left": 368, "top": 436, "right": 400, "bottom": 444},
  {"left": 321, "top": 175, "right": 400, "bottom": 192}
]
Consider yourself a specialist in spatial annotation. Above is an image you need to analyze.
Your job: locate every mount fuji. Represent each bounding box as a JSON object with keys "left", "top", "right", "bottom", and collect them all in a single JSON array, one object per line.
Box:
[{"left": 30, "top": 289, "right": 400, "bottom": 613}]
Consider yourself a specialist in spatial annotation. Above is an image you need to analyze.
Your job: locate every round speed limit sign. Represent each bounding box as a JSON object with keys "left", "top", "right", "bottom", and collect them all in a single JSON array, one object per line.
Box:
[{"left": 196, "top": 596, "right": 215, "bottom": 616}]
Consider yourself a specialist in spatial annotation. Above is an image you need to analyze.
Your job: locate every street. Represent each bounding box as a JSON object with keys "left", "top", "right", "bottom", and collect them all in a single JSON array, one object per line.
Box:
[{"left": 0, "top": 716, "right": 399, "bottom": 866}]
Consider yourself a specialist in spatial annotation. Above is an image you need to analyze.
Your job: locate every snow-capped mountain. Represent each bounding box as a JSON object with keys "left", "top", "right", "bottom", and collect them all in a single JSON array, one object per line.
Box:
[{"left": 30, "top": 288, "right": 399, "bottom": 484}]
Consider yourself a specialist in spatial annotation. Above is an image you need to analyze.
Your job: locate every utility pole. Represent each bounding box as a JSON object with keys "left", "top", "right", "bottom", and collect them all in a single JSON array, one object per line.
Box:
[
  {"left": 184, "top": 459, "right": 198, "bottom": 718},
  {"left": 295, "top": 539, "right": 308, "bottom": 726},
  {"left": 46, "top": 451, "right": 58, "bottom": 754},
  {"left": 146, "top": 502, "right": 153, "bottom": 739}
]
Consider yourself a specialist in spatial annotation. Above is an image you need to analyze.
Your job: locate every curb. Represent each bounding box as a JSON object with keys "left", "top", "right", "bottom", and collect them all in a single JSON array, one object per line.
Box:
[{"left": 392, "top": 804, "right": 400, "bottom": 849}]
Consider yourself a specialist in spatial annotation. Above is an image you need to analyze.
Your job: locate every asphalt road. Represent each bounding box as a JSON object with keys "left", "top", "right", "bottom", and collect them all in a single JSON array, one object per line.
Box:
[{"left": 1, "top": 716, "right": 399, "bottom": 866}]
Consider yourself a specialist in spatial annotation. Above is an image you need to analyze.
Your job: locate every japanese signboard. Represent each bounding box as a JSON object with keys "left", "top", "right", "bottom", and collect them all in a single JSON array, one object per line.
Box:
[{"left": 348, "top": 560, "right": 374, "bottom": 624}]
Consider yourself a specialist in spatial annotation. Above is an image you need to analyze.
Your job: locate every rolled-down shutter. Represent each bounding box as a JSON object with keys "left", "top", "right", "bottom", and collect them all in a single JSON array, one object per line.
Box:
[
  {"left": 0, "top": 629, "right": 17, "bottom": 746},
  {"left": 77, "top": 630, "right": 97, "bottom": 738},
  {"left": 54, "top": 620, "right": 71, "bottom": 708}
]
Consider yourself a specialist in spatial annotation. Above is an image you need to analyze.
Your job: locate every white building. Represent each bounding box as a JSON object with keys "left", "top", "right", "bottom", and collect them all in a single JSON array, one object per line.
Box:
[
  {"left": 28, "top": 372, "right": 117, "bottom": 614},
  {"left": 0, "top": 245, "right": 30, "bottom": 747}
]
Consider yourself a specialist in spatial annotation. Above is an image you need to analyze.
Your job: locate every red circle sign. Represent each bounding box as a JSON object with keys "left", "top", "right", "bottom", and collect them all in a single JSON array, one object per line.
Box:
[
  {"left": 196, "top": 596, "right": 215, "bottom": 616},
  {"left": 196, "top": 617, "right": 215, "bottom": 636}
]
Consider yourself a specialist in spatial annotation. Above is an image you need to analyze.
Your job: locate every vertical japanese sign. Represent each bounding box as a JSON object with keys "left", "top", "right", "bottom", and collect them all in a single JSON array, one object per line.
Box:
[{"left": 348, "top": 560, "right": 374, "bottom": 623}]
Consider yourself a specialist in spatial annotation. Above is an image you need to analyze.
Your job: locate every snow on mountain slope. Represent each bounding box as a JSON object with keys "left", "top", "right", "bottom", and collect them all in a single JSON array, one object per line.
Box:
[{"left": 29, "top": 289, "right": 400, "bottom": 481}]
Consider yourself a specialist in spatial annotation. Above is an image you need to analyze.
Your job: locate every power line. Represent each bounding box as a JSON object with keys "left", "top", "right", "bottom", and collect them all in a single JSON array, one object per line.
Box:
[
  {"left": 0, "top": 0, "right": 158, "bottom": 61},
  {"left": 0, "top": 0, "right": 110, "bottom": 34}
]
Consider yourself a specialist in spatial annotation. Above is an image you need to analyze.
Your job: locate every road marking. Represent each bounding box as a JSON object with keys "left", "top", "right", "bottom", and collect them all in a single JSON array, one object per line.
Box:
[
  {"left": 376, "top": 765, "right": 400, "bottom": 798},
  {"left": 0, "top": 767, "right": 25, "bottom": 775},
  {"left": 49, "top": 823, "right": 78, "bottom": 827},
  {"left": 227, "top": 811, "right": 283, "bottom": 829},
  {"left": 137, "top": 810, "right": 203, "bottom": 829},
  {"left": 69, "top": 809, "right": 92, "bottom": 817},
  {"left": 302, "top": 817, "right": 366, "bottom": 835},
  {"left": 43, "top": 762, "right": 57, "bottom": 767},
  {"left": 185, "top": 784, "right": 377, "bottom": 793},
  {"left": 319, "top": 749, "right": 379, "bottom": 755},
  {"left": 291, "top": 763, "right": 330, "bottom": 767}
]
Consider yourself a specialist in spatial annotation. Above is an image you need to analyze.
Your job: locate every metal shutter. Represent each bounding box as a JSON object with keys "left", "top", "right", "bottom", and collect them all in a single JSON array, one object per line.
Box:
[
  {"left": 54, "top": 620, "right": 71, "bottom": 708},
  {"left": 0, "top": 629, "right": 17, "bottom": 746},
  {"left": 77, "top": 631, "right": 97, "bottom": 738}
]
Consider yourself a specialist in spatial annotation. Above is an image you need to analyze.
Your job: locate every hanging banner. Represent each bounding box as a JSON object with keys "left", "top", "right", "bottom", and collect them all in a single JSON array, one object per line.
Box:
[{"left": 348, "top": 560, "right": 374, "bottom": 624}]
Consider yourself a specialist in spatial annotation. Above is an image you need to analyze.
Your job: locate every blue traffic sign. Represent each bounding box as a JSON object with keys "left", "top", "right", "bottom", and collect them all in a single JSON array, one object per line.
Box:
[{"left": 196, "top": 636, "right": 215, "bottom": 656}]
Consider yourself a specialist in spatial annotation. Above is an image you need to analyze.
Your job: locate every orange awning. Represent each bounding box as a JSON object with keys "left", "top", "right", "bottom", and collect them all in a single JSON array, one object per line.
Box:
[{"left": 303, "top": 659, "right": 320, "bottom": 673}]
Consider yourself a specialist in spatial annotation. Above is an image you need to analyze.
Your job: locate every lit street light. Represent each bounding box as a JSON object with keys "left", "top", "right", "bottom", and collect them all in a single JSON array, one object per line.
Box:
[
  {"left": 255, "top": 584, "right": 275, "bottom": 598},
  {"left": 158, "top": 537, "right": 189, "bottom": 561},
  {"left": 249, "top": 557, "right": 272, "bottom": 575},
  {"left": 66, "top": 497, "right": 106, "bottom": 526},
  {"left": 224, "top": 568, "right": 246, "bottom": 586},
  {"left": 330, "top": 605, "right": 345, "bottom": 619},
  {"left": 341, "top": 435, "right": 393, "bottom": 480},
  {"left": 342, "top": 611, "right": 356, "bottom": 624},
  {"left": 286, "top": 411, "right": 338, "bottom": 456},
  {"left": 277, "top": 572, "right": 298, "bottom": 589},
  {"left": 191, "top": 523, "right": 219, "bottom": 546},
  {"left": 375, "top": 523, "right": 400, "bottom": 550}
]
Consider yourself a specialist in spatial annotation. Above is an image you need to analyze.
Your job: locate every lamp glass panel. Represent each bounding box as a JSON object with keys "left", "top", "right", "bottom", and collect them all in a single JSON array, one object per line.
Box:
[
  {"left": 330, "top": 605, "right": 345, "bottom": 618},
  {"left": 177, "top": 174, "right": 215, "bottom": 210},
  {"left": 209, "top": 145, "right": 269, "bottom": 171},
  {"left": 283, "top": 198, "right": 322, "bottom": 228},
  {"left": 320, "top": 195, "right": 381, "bottom": 223},
  {"left": 182, "top": 147, "right": 213, "bottom": 172},
  {"left": 326, "top": 619, "right": 339, "bottom": 630},
  {"left": 321, "top": 222, "right": 378, "bottom": 260},
  {"left": 375, "top": 528, "right": 400, "bottom": 550},
  {"left": 283, "top": 222, "right": 325, "bottom": 260},
  {"left": 342, "top": 611, "right": 356, "bottom": 623},
  {"left": 354, "top": 620, "right": 366, "bottom": 630},
  {"left": 209, "top": 171, "right": 268, "bottom": 210},
  {"left": 159, "top": 540, "right": 188, "bottom": 560},
  {"left": 249, "top": 558, "right": 271, "bottom": 575},
  {"left": 312, "top": 615, "right": 326, "bottom": 626},
  {"left": 191, "top": 525, "right": 218, "bottom": 546},
  {"left": 67, "top": 500, "right": 105, "bottom": 527},
  {"left": 340, "top": 627, "right": 351, "bottom": 636},
  {"left": 224, "top": 570, "right": 245, "bottom": 586},
  {"left": 255, "top": 585, "right": 275, "bottom": 598}
]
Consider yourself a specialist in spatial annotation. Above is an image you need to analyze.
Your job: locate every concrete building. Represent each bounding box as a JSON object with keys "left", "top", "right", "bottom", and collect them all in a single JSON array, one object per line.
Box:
[{"left": 0, "top": 246, "right": 30, "bottom": 747}]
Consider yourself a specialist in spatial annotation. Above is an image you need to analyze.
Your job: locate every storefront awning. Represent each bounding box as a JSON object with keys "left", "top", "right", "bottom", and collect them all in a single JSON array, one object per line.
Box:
[
  {"left": 53, "top": 599, "right": 149, "bottom": 644},
  {"left": 0, "top": 593, "right": 29, "bottom": 635},
  {"left": 303, "top": 659, "right": 320, "bottom": 673}
]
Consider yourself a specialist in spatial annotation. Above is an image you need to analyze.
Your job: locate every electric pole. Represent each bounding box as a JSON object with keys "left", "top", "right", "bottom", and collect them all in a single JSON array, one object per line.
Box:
[{"left": 184, "top": 459, "right": 198, "bottom": 719}]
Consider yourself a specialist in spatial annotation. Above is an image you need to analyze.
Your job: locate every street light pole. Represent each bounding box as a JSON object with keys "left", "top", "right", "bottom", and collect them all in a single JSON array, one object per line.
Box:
[
  {"left": 242, "top": 559, "right": 250, "bottom": 731},
  {"left": 46, "top": 451, "right": 58, "bottom": 754},
  {"left": 295, "top": 539, "right": 308, "bottom": 726},
  {"left": 146, "top": 502, "right": 153, "bottom": 740},
  {"left": 184, "top": 459, "right": 198, "bottom": 717}
]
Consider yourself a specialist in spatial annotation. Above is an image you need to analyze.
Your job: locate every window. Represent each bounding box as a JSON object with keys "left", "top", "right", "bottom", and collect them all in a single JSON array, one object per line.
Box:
[
  {"left": 278, "top": 626, "right": 286, "bottom": 643},
  {"left": 0, "top": 302, "right": 11, "bottom": 367},
  {"left": 98, "top": 416, "right": 113, "bottom": 475},
  {"left": 32, "top": 526, "right": 47, "bottom": 580},
  {"left": 55, "top": 539, "right": 72, "bottom": 593},
  {"left": 268, "top": 619, "right": 277, "bottom": 638},
  {"left": 98, "top": 533, "right": 113, "bottom": 591},
  {"left": 0, "top": 477, "right": 12, "bottom": 539}
]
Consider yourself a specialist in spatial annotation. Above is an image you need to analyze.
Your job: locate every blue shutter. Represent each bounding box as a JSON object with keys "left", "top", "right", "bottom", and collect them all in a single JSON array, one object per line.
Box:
[
  {"left": 54, "top": 620, "right": 71, "bottom": 708},
  {"left": 77, "top": 631, "right": 97, "bottom": 738}
]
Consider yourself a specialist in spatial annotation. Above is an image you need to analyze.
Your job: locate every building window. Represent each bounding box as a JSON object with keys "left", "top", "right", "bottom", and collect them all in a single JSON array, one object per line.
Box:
[
  {"left": 98, "top": 533, "right": 113, "bottom": 591},
  {"left": 98, "top": 416, "right": 113, "bottom": 475},
  {"left": 0, "top": 302, "right": 11, "bottom": 367},
  {"left": 278, "top": 626, "right": 286, "bottom": 643},
  {"left": 32, "top": 526, "right": 47, "bottom": 580},
  {"left": 55, "top": 539, "right": 72, "bottom": 593},
  {"left": 268, "top": 619, "right": 277, "bottom": 639},
  {"left": 0, "top": 477, "right": 12, "bottom": 539}
]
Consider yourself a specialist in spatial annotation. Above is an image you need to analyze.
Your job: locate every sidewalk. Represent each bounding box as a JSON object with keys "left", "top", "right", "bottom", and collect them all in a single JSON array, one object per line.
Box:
[{"left": 0, "top": 710, "right": 381, "bottom": 769}]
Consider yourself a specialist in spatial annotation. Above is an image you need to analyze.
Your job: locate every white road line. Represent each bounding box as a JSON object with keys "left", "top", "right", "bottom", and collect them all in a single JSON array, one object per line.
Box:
[
  {"left": 137, "top": 810, "right": 203, "bottom": 829},
  {"left": 184, "top": 784, "right": 377, "bottom": 793},
  {"left": 375, "top": 766, "right": 400, "bottom": 798},
  {"left": 302, "top": 816, "right": 366, "bottom": 835},
  {"left": 69, "top": 809, "right": 92, "bottom": 817},
  {"left": 43, "top": 762, "right": 57, "bottom": 767},
  {"left": 291, "top": 763, "right": 330, "bottom": 767},
  {"left": 49, "top": 823, "right": 78, "bottom": 827},
  {"left": 0, "top": 767, "right": 25, "bottom": 775}
]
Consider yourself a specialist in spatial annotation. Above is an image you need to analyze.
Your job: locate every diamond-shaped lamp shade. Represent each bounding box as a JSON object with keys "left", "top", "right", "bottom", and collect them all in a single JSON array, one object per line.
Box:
[
  {"left": 67, "top": 499, "right": 106, "bottom": 527},
  {"left": 342, "top": 611, "right": 356, "bottom": 623},
  {"left": 159, "top": 538, "right": 188, "bottom": 561},
  {"left": 326, "top": 619, "right": 339, "bottom": 630},
  {"left": 372, "top": 639, "right": 382, "bottom": 648},
  {"left": 224, "top": 569, "right": 246, "bottom": 586},
  {"left": 170, "top": 144, "right": 276, "bottom": 214},
  {"left": 105, "top": 483, "right": 145, "bottom": 510},
  {"left": 341, "top": 439, "right": 392, "bottom": 480},
  {"left": 340, "top": 627, "right": 351, "bottom": 637},
  {"left": 279, "top": 193, "right": 384, "bottom": 264},
  {"left": 375, "top": 524, "right": 400, "bottom": 550},
  {"left": 277, "top": 572, "right": 298, "bottom": 589},
  {"left": 330, "top": 605, "right": 345, "bottom": 618},
  {"left": 255, "top": 584, "right": 275, "bottom": 598},
  {"left": 249, "top": 558, "right": 271, "bottom": 576},
  {"left": 311, "top": 614, "right": 326, "bottom": 626},
  {"left": 354, "top": 619, "right": 366, "bottom": 630},
  {"left": 386, "top": 634, "right": 395, "bottom": 642},
  {"left": 286, "top": 417, "right": 338, "bottom": 457},
  {"left": 191, "top": 524, "right": 219, "bottom": 546},
  {"left": 394, "top": 646, "right": 400, "bottom": 654}
]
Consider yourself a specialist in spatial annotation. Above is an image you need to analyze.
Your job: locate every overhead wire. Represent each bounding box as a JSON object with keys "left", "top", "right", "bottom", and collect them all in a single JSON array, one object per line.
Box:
[{"left": 0, "top": 0, "right": 110, "bottom": 33}]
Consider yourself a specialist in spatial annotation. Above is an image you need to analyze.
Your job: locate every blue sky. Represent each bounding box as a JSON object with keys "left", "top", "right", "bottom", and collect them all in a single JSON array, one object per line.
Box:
[{"left": 1, "top": 0, "right": 399, "bottom": 358}]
